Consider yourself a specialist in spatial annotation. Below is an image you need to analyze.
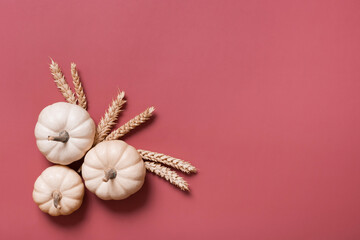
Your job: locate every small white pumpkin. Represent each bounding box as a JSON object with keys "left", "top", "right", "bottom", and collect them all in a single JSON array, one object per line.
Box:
[
  {"left": 32, "top": 165, "right": 85, "bottom": 216},
  {"left": 34, "top": 102, "right": 96, "bottom": 165},
  {"left": 82, "top": 140, "right": 146, "bottom": 200}
]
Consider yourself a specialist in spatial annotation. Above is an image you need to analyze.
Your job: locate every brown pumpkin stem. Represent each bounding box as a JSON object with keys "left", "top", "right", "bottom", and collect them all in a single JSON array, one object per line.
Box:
[
  {"left": 103, "top": 168, "right": 117, "bottom": 182},
  {"left": 52, "top": 190, "right": 62, "bottom": 209},
  {"left": 48, "top": 130, "right": 69, "bottom": 143}
]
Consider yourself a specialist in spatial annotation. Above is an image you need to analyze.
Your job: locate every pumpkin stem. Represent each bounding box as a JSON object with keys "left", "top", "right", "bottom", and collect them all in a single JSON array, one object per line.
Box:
[
  {"left": 52, "top": 190, "right": 62, "bottom": 209},
  {"left": 48, "top": 130, "right": 69, "bottom": 143},
  {"left": 103, "top": 168, "right": 117, "bottom": 182}
]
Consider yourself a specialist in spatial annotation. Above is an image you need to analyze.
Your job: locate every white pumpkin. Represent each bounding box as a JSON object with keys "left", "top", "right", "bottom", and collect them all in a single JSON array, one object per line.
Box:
[
  {"left": 34, "top": 102, "right": 96, "bottom": 165},
  {"left": 82, "top": 140, "right": 146, "bottom": 200},
  {"left": 32, "top": 165, "right": 85, "bottom": 216}
]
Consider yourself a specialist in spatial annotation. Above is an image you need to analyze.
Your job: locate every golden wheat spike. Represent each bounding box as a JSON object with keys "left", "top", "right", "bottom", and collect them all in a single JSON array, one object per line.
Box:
[
  {"left": 106, "top": 107, "right": 154, "bottom": 140},
  {"left": 95, "top": 91, "right": 126, "bottom": 144},
  {"left": 49, "top": 59, "right": 76, "bottom": 104},
  {"left": 144, "top": 161, "right": 189, "bottom": 191},
  {"left": 139, "top": 150, "right": 197, "bottom": 174},
  {"left": 71, "top": 63, "right": 87, "bottom": 109}
]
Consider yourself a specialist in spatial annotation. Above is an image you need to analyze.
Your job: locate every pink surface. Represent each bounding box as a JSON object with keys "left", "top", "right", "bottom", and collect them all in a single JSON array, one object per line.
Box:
[{"left": 1, "top": 0, "right": 360, "bottom": 239}]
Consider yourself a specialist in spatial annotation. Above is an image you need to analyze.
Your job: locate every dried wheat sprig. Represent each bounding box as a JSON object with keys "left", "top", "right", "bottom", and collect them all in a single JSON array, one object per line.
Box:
[
  {"left": 49, "top": 59, "right": 77, "bottom": 104},
  {"left": 94, "top": 91, "right": 126, "bottom": 144},
  {"left": 144, "top": 161, "right": 189, "bottom": 191},
  {"left": 138, "top": 149, "right": 197, "bottom": 174},
  {"left": 71, "top": 63, "right": 87, "bottom": 109},
  {"left": 106, "top": 107, "right": 155, "bottom": 140}
]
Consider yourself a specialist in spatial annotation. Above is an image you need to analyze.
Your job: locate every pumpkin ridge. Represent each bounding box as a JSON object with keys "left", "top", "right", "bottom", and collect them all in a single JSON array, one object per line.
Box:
[
  {"left": 94, "top": 144, "right": 107, "bottom": 169},
  {"left": 82, "top": 162, "right": 103, "bottom": 171},
  {"left": 112, "top": 177, "right": 128, "bottom": 198},
  {"left": 68, "top": 138, "right": 86, "bottom": 154},
  {"left": 33, "top": 188, "right": 50, "bottom": 196},
  {"left": 85, "top": 177, "right": 103, "bottom": 192},
  {"left": 34, "top": 183, "right": 50, "bottom": 196},
  {"left": 58, "top": 169, "right": 73, "bottom": 191},
  {"left": 38, "top": 174, "right": 53, "bottom": 190},
  {"left": 114, "top": 156, "right": 140, "bottom": 170},
  {"left": 37, "top": 140, "right": 57, "bottom": 155},
  {"left": 63, "top": 103, "right": 72, "bottom": 131},
  {"left": 37, "top": 117, "right": 59, "bottom": 133},
  {"left": 83, "top": 175, "right": 103, "bottom": 187},
  {"left": 67, "top": 117, "right": 92, "bottom": 133},
  {"left": 117, "top": 143, "right": 128, "bottom": 166},
  {"left": 60, "top": 197, "right": 82, "bottom": 212},
  {"left": 35, "top": 122, "right": 57, "bottom": 139},
  {"left": 66, "top": 102, "right": 85, "bottom": 131},
  {"left": 104, "top": 141, "right": 124, "bottom": 168},
  {"left": 116, "top": 162, "right": 145, "bottom": 180},
  {"left": 62, "top": 196, "right": 83, "bottom": 204},
  {"left": 39, "top": 199, "right": 53, "bottom": 209},
  {"left": 116, "top": 175, "right": 142, "bottom": 186},
  {"left": 52, "top": 166, "right": 69, "bottom": 189},
  {"left": 61, "top": 181, "right": 83, "bottom": 194},
  {"left": 67, "top": 104, "right": 91, "bottom": 130},
  {"left": 69, "top": 134, "right": 94, "bottom": 140},
  {"left": 95, "top": 182, "right": 109, "bottom": 199},
  {"left": 39, "top": 104, "right": 67, "bottom": 132},
  {"left": 107, "top": 182, "right": 117, "bottom": 199},
  {"left": 33, "top": 190, "right": 52, "bottom": 204},
  {"left": 45, "top": 143, "right": 64, "bottom": 163},
  {"left": 118, "top": 174, "right": 143, "bottom": 181}
]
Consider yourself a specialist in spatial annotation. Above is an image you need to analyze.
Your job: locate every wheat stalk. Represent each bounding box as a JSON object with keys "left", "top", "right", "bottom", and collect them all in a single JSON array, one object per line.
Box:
[
  {"left": 106, "top": 107, "right": 155, "bottom": 140},
  {"left": 144, "top": 161, "right": 189, "bottom": 191},
  {"left": 71, "top": 63, "right": 87, "bottom": 109},
  {"left": 49, "top": 59, "right": 77, "bottom": 104},
  {"left": 94, "top": 91, "right": 126, "bottom": 144},
  {"left": 139, "top": 150, "right": 196, "bottom": 174}
]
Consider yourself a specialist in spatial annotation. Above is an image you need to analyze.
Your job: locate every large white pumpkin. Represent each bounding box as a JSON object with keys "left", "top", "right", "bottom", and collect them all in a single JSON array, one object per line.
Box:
[
  {"left": 34, "top": 102, "right": 96, "bottom": 165},
  {"left": 32, "top": 165, "right": 85, "bottom": 216},
  {"left": 82, "top": 140, "right": 146, "bottom": 200}
]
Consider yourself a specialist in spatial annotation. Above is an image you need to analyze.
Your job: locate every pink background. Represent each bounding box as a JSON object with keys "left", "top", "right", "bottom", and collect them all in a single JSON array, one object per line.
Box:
[{"left": 1, "top": 0, "right": 360, "bottom": 239}]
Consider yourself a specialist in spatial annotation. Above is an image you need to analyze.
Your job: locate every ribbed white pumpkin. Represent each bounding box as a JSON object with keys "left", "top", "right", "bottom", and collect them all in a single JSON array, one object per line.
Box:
[
  {"left": 34, "top": 102, "right": 96, "bottom": 165},
  {"left": 32, "top": 165, "right": 85, "bottom": 216},
  {"left": 82, "top": 140, "right": 146, "bottom": 200}
]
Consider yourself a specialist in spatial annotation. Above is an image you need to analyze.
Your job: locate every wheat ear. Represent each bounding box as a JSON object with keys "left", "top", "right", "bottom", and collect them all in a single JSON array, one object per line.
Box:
[
  {"left": 139, "top": 150, "right": 197, "bottom": 174},
  {"left": 94, "top": 91, "right": 126, "bottom": 144},
  {"left": 106, "top": 107, "right": 155, "bottom": 140},
  {"left": 49, "top": 59, "right": 77, "bottom": 104},
  {"left": 71, "top": 63, "right": 87, "bottom": 109},
  {"left": 144, "top": 161, "right": 189, "bottom": 191}
]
